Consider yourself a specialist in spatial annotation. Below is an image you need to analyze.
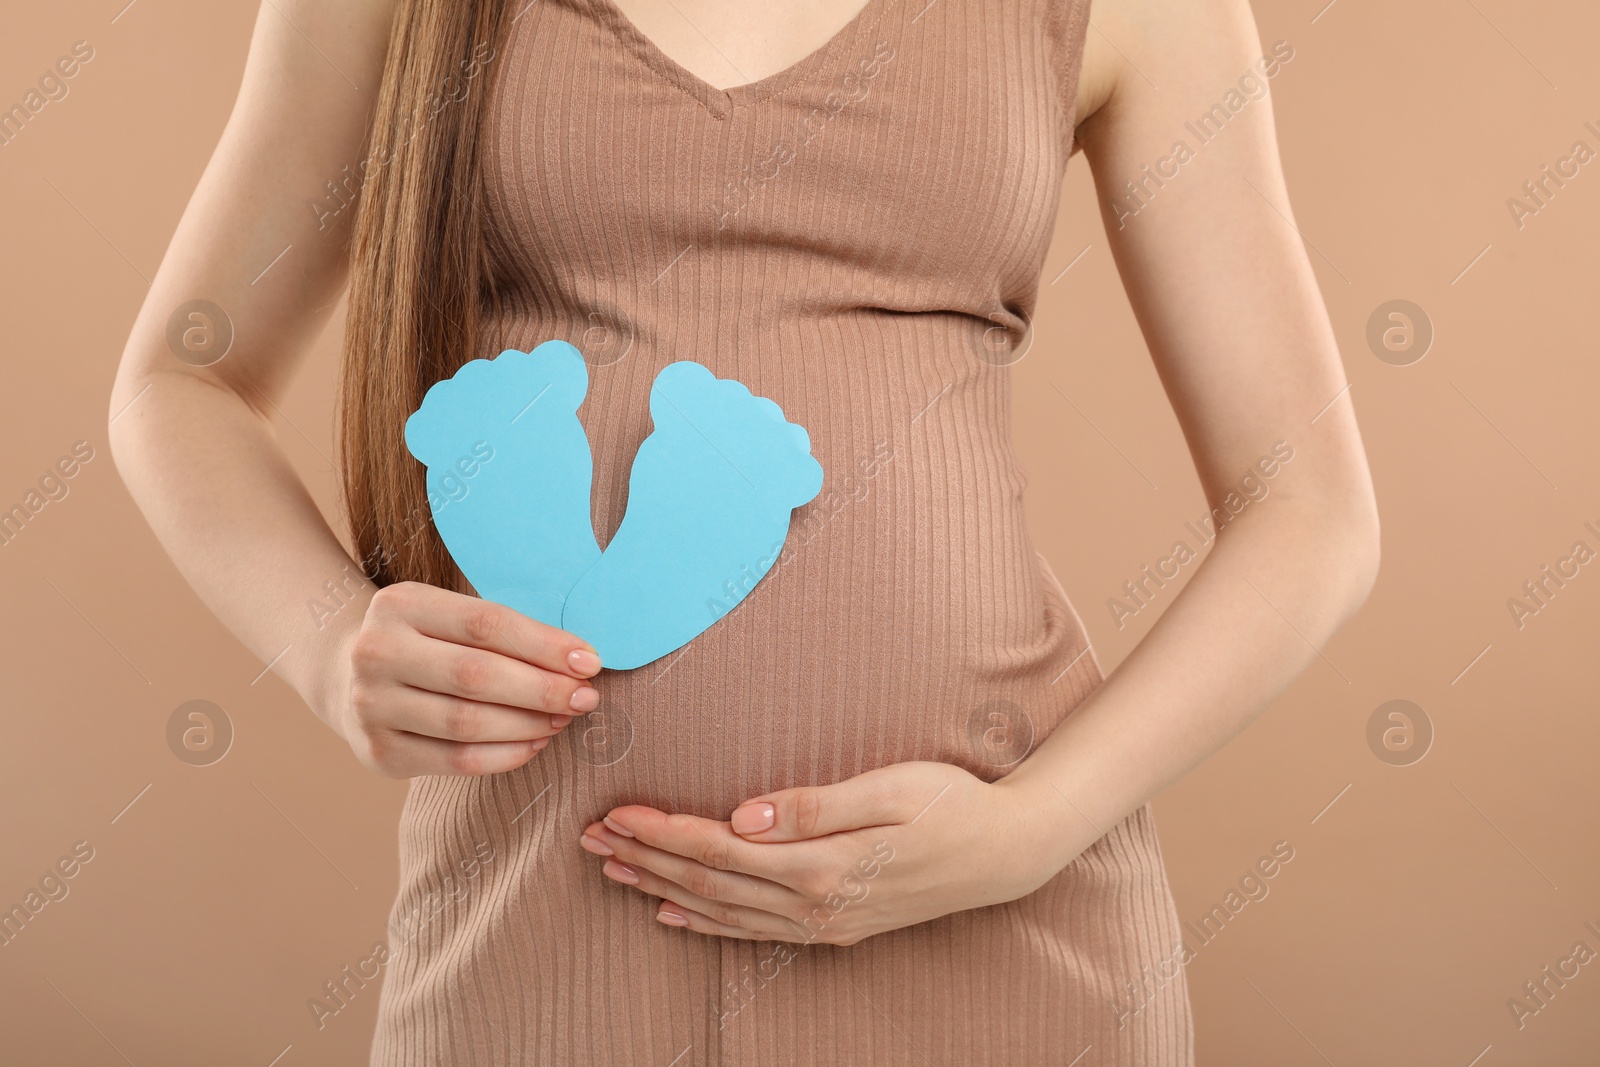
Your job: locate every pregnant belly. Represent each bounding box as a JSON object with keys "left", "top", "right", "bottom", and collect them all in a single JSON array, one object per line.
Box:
[
  {"left": 383, "top": 477, "right": 1100, "bottom": 969},
  {"left": 557, "top": 477, "right": 1095, "bottom": 821}
]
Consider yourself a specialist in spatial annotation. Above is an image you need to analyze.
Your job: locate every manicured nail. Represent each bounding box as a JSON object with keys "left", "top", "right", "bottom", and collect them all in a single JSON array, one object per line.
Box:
[
  {"left": 569, "top": 687, "right": 599, "bottom": 712},
  {"left": 579, "top": 833, "right": 613, "bottom": 857},
  {"left": 568, "top": 648, "right": 601, "bottom": 676},
  {"left": 551, "top": 714, "right": 572, "bottom": 729},
  {"left": 657, "top": 906, "right": 689, "bottom": 927},
  {"left": 602, "top": 815, "right": 634, "bottom": 838},
  {"left": 603, "top": 860, "right": 639, "bottom": 885},
  {"left": 731, "top": 802, "right": 775, "bottom": 835}
]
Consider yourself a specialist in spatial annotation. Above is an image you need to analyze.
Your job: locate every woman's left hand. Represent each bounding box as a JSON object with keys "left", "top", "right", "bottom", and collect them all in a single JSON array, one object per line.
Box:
[{"left": 577, "top": 761, "right": 1085, "bottom": 945}]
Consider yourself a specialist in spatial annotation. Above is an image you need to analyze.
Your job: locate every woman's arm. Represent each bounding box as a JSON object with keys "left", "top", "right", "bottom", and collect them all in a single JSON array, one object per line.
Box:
[
  {"left": 572, "top": 0, "right": 1379, "bottom": 942},
  {"left": 995, "top": 0, "right": 1380, "bottom": 858},
  {"left": 109, "top": 0, "right": 601, "bottom": 778}
]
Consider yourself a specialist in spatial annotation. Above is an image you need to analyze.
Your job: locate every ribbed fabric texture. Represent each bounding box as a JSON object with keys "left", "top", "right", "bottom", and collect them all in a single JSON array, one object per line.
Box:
[{"left": 368, "top": 0, "right": 1195, "bottom": 1062}]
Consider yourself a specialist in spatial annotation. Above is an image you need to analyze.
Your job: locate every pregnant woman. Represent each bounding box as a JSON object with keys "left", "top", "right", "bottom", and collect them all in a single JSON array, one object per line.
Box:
[{"left": 108, "top": 0, "right": 1378, "bottom": 1063}]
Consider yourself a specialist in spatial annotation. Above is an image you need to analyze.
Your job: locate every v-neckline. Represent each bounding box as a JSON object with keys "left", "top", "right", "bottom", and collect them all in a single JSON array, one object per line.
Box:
[{"left": 584, "top": 0, "right": 891, "bottom": 117}]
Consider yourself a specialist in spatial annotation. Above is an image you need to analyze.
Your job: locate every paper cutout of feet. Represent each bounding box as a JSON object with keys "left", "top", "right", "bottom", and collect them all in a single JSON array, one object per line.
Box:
[
  {"left": 405, "top": 348, "right": 824, "bottom": 670},
  {"left": 563, "top": 361, "right": 825, "bottom": 668},
  {"left": 404, "top": 340, "right": 600, "bottom": 629}
]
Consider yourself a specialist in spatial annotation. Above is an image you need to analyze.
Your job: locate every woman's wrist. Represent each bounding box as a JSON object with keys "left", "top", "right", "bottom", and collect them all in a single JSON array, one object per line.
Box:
[
  {"left": 990, "top": 762, "right": 1106, "bottom": 881},
  {"left": 294, "top": 600, "right": 367, "bottom": 738}
]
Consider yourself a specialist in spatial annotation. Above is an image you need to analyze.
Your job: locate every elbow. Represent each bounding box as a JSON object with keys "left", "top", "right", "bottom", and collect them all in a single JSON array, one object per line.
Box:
[
  {"left": 105, "top": 371, "right": 144, "bottom": 476},
  {"left": 1334, "top": 488, "right": 1381, "bottom": 620},
  {"left": 106, "top": 362, "right": 184, "bottom": 484},
  {"left": 106, "top": 362, "right": 160, "bottom": 483}
]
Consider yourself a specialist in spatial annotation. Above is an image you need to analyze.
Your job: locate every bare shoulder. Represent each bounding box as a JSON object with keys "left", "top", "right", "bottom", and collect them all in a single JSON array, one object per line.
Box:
[
  {"left": 262, "top": 0, "right": 401, "bottom": 59},
  {"left": 1072, "top": 0, "right": 1269, "bottom": 150}
]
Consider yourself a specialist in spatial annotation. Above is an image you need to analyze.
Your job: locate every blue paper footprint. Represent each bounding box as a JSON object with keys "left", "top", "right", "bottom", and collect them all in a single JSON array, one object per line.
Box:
[
  {"left": 404, "top": 340, "right": 600, "bottom": 628},
  {"left": 563, "top": 361, "right": 825, "bottom": 669},
  {"left": 405, "top": 349, "right": 823, "bottom": 670}
]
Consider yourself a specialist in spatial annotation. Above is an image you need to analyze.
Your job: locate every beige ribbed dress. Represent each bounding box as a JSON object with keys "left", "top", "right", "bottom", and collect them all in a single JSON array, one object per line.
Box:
[{"left": 369, "top": 0, "right": 1196, "bottom": 1061}]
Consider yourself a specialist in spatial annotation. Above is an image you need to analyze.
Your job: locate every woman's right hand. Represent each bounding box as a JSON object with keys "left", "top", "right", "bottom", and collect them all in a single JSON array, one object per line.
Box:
[{"left": 321, "top": 581, "right": 602, "bottom": 778}]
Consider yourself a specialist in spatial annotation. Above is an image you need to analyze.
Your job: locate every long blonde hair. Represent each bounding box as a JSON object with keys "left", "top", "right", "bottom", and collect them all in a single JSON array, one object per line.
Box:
[{"left": 336, "top": 0, "right": 512, "bottom": 588}]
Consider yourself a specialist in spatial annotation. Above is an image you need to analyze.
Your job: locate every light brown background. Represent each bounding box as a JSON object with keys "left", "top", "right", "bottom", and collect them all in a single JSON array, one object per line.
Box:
[{"left": 2, "top": 0, "right": 1596, "bottom": 1064}]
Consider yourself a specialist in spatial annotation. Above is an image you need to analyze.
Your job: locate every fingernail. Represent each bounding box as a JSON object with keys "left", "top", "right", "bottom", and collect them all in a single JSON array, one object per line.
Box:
[
  {"left": 657, "top": 906, "right": 689, "bottom": 927},
  {"left": 568, "top": 648, "right": 601, "bottom": 676},
  {"left": 569, "top": 687, "right": 599, "bottom": 712},
  {"left": 603, "top": 860, "right": 639, "bottom": 884},
  {"left": 731, "top": 802, "right": 775, "bottom": 835},
  {"left": 579, "top": 833, "right": 614, "bottom": 857},
  {"left": 602, "top": 815, "right": 634, "bottom": 838},
  {"left": 530, "top": 737, "right": 551, "bottom": 752},
  {"left": 551, "top": 714, "right": 572, "bottom": 729}
]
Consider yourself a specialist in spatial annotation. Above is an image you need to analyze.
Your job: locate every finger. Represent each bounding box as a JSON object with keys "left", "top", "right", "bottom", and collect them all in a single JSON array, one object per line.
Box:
[
  {"left": 580, "top": 824, "right": 806, "bottom": 915},
  {"left": 387, "top": 628, "right": 600, "bottom": 717},
  {"left": 655, "top": 902, "right": 782, "bottom": 941},
  {"left": 386, "top": 685, "right": 568, "bottom": 743},
  {"left": 372, "top": 729, "right": 550, "bottom": 777},
  {"left": 728, "top": 767, "right": 918, "bottom": 842},
  {"left": 599, "top": 807, "right": 808, "bottom": 884},
  {"left": 593, "top": 855, "right": 805, "bottom": 941},
  {"left": 376, "top": 581, "right": 603, "bottom": 678}
]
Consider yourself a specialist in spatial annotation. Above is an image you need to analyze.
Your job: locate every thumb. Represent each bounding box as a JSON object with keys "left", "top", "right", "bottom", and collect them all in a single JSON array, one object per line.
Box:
[{"left": 729, "top": 768, "right": 910, "bottom": 842}]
